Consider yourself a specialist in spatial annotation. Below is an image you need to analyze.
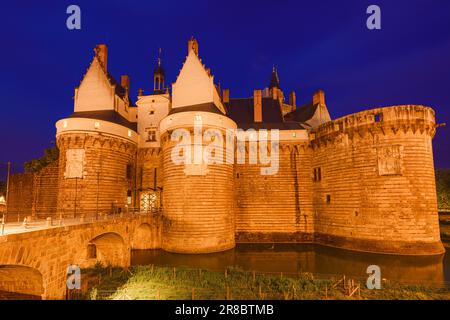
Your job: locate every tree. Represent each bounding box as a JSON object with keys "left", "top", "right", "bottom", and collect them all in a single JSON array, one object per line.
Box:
[{"left": 24, "top": 146, "right": 59, "bottom": 173}]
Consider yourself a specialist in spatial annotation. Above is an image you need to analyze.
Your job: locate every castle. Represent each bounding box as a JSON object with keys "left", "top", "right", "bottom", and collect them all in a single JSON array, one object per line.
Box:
[{"left": 7, "top": 38, "right": 444, "bottom": 256}]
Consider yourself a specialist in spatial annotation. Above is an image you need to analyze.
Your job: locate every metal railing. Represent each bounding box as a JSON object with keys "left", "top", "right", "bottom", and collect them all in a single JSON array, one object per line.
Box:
[{"left": 0, "top": 207, "right": 162, "bottom": 235}]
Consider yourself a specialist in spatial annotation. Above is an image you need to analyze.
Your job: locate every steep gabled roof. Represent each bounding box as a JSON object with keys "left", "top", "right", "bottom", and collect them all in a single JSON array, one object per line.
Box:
[
  {"left": 78, "top": 55, "right": 130, "bottom": 102},
  {"left": 172, "top": 49, "right": 226, "bottom": 114}
]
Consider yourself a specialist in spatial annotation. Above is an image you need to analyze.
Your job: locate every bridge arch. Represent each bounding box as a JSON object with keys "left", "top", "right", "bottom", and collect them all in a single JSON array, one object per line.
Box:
[
  {"left": 0, "top": 265, "right": 43, "bottom": 299},
  {"left": 131, "top": 223, "right": 159, "bottom": 250},
  {"left": 88, "top": 232, "right": 128, "bottom": 267}
]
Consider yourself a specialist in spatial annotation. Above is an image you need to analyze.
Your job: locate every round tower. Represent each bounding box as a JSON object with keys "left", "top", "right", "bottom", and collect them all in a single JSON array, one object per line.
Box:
[
  {"left": 55, "top": 44, "right": 138, "bottom": 218},
  {"left": 55, "top": 119, "right": 138, "bottom": 218},
  {"left": 311, "top": 105, "right": 444, "bottom": 255},
  {"left": 159, "top": 111, "right": 237, "bottom": 253}
]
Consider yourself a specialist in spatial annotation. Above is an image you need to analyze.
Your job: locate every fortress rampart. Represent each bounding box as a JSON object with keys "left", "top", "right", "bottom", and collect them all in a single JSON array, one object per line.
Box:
[
  {"left": 310, "top": 105, "right": 443, "bottom": 255},
  {"left": 234, "top": 141, "right": 315, "bottom": 244},
  {"left": 56, "top": 132, "right": 137, "bottom": 217},
  {"left": 6, "top": 39, "right": 444, "bottom": 257},
  {"left": 8, "top": 105, "right": 443, "bottom": 256},
  {"left": 160, "top": 112, "right": 237, "bottom": 253}
]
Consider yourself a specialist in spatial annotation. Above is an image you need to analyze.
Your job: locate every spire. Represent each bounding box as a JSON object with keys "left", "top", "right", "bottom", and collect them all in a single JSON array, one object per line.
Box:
[
  {"left": 153, "top": 48, "right": 165, "bottom": 93},
  {"left": 157, "top": 47, "right": 162, "bottom": 67},
  {"left": 269, "top": 66, "right": 280, "bottom": 89}
]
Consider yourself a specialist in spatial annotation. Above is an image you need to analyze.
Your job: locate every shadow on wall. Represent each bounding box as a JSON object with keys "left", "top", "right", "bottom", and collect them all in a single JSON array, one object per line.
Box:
[
  {"left": 0, "top": 265, "right": 43, "bottom": 299},
  {"left": 89, "top": 232, "right": 126, "bottom": 267}
]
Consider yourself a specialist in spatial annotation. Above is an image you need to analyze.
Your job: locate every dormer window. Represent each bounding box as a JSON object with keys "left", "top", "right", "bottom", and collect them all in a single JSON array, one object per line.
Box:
[{"left": 146, "top": 128, "right": 157, "bottom": 142}]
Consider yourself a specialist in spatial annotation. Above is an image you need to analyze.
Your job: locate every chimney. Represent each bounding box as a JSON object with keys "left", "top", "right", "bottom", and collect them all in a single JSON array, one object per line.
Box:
[
  {"left": 121, "top": 75, "right": 130, "bottom": 91},
  {"left": 313, "top": 90, "right": 325, "bottom": 105},
  {"left": 223, "top": 89, "right": 230, "bottom": 103},
  {"left": 289, "top": 91, "right": 296, "bottom": 108},
  {"left": 95, "top": 44, "right": 108, "bottom": 70},
  {"left": 188, "top": 37, "right": 199, "bottom": 56},
  {"left": 253, "top": 90, "right": 263, "bottom": 123},
  {"left": 272, "top": 88, "right": 278, "bottom": 100}
]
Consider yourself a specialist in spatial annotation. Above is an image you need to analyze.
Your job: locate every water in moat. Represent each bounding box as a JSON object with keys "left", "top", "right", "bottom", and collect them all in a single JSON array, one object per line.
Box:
[{"left": 132, "top": 243, "right": 450, "bottom": 287}]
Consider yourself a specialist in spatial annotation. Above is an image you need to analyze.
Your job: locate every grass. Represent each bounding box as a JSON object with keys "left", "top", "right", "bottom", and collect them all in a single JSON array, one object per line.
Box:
[
  {"left": 74, "top": 264, "right": 450, "bottom": 300},
  {"left": 73, "top": 173, "right": 450, "bottom": 301}
]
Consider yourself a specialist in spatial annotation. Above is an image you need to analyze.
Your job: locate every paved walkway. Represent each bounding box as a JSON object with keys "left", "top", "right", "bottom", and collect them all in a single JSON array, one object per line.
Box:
[{"left": 0, "top": 213, "right": 152, "bottom": 236}]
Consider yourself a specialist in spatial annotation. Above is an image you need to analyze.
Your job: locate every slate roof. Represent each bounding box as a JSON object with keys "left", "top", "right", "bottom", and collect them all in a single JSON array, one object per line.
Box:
[
  {"left": 168, "top": 102, "right": 224, "bottom": 115},
  {"left": 68, "top": 110, "right": 137, "bottom": 131},
  {"left": 284, "top": 103, "right": 318, "bottom": 123},
  {"left": 226, "top": 97, "right": 283, "bottom": 123},
  {"left": 106, "top": 72, "right": 131, "bottom": 102},
  {"left": 224, "top": 97, "right": 311, "bottom": 130}
]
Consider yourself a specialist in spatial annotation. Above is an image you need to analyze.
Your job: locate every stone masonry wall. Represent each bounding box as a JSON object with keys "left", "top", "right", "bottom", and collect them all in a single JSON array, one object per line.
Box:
[
  {"left": 5, "top": 173, "right": 34, "bottom": 222},
  {"left": 161, "top": 128, "right": 235, "bottom": 254},
  {"left": 235, "top": 142, "right": 314, "bottom": 243},
  {"left": 311, "top": 105, "right": 443, "bottom": 255},
  {"left": 136, "top": 148, "right": 164, "bottom": 210},
  {"left": 56, "top": 133, "right": 137, "bottom": 218},
  {"left": 33, "top": 161, "right": 59, "bottom": 218},
  {"left": 0, "top": 215, "right": 159, "bottom": 299}
]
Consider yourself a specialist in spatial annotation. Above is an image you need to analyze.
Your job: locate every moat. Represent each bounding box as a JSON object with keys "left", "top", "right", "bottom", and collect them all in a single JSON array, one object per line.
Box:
[{"left": 132, "top": 244, "right": 450, "bottom": 288}]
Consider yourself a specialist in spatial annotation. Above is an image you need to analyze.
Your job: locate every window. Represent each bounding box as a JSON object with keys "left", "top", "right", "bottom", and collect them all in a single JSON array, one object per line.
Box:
[
  {"left": 374, "top": 113, "right": 382, "bottom": 122},
  {"left": 146, "top": 128, "right": 157, "bottom": 142},
  {"left": 126, "top": 164, "right": 133, "bottom": 179},
  {"left": 326, "top": 194, "right": 331, "bottom": 204},
  {"left": 127, "top": 190, "right": 132, "bottom": 205},
  {"left": 313, "top": 167, "right": 322, "bottom": 182},
  {"left": 149, "top": 109, "right": 155, "bottom": 115}
]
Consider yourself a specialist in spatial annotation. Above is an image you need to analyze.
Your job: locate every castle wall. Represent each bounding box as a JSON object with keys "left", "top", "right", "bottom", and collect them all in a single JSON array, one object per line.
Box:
[
  {"left": 56, "top": 133, "right": 137, "bottom": 218},
  {"left": 136, "top": 148, "right": 164, "bottom": 211},
  {"left": 235, "top": 142, "right": 314, "bottom": 243},
  {"left": 311, "top": 105, "right": 443, "bottom": 255},
  {"left": 33, "top": 161, "right": 59, "bottom": 218},
  {"left": 5, "top": 173, "right": 34, "bottom": 222}
]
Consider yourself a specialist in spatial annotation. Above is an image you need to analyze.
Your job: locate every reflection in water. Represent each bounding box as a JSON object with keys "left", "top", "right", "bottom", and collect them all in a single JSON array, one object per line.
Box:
[{"left": 132, "top": 244, "right": 450, "bottom": 287}]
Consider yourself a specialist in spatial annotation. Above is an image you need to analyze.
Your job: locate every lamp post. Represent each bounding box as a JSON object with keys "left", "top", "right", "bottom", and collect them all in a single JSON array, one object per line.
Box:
[
  {"left": 1, "top": 214, "right": 5, "bottom": 235},
  {"left": 96, "top": 172, "right": 99, "bottom": 221},
  {"left": 74, "top": 177, "right": 78, "bottom": 218},
  {"left": 5, "top": 161, "right": 10, "bottom": 223}
]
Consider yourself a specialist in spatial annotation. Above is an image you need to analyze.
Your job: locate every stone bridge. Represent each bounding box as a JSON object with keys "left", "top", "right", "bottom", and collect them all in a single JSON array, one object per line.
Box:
[{"left": 0, "top": 214, "right": 161, "bottom": 299}]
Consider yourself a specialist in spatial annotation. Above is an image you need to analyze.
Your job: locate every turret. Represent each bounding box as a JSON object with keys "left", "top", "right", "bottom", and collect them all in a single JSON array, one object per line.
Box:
[{"left": 153, "top": 49, "right": 165, "bottom": 94}]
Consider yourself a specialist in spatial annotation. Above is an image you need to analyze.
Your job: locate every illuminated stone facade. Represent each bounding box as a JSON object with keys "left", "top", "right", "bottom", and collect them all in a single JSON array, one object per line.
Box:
[{"left": 10, "top": 38, "right": 442, "bottom": 256}]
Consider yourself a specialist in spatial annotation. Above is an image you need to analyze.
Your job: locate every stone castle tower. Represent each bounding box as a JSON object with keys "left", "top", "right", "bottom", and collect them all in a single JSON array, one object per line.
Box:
[{"left": 50, "top": 38, "right": 443, "bottom": 256}]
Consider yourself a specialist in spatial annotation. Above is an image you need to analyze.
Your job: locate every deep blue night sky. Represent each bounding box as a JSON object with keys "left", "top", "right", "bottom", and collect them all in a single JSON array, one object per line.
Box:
[{"left": 0, "top": 0, "right": 449, "bottom": 171}]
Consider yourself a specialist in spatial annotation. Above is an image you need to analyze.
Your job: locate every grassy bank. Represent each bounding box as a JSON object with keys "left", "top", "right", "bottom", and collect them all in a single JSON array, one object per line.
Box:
[{"left": 74, "top": 265, "right": 450, "bottom": 300}]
